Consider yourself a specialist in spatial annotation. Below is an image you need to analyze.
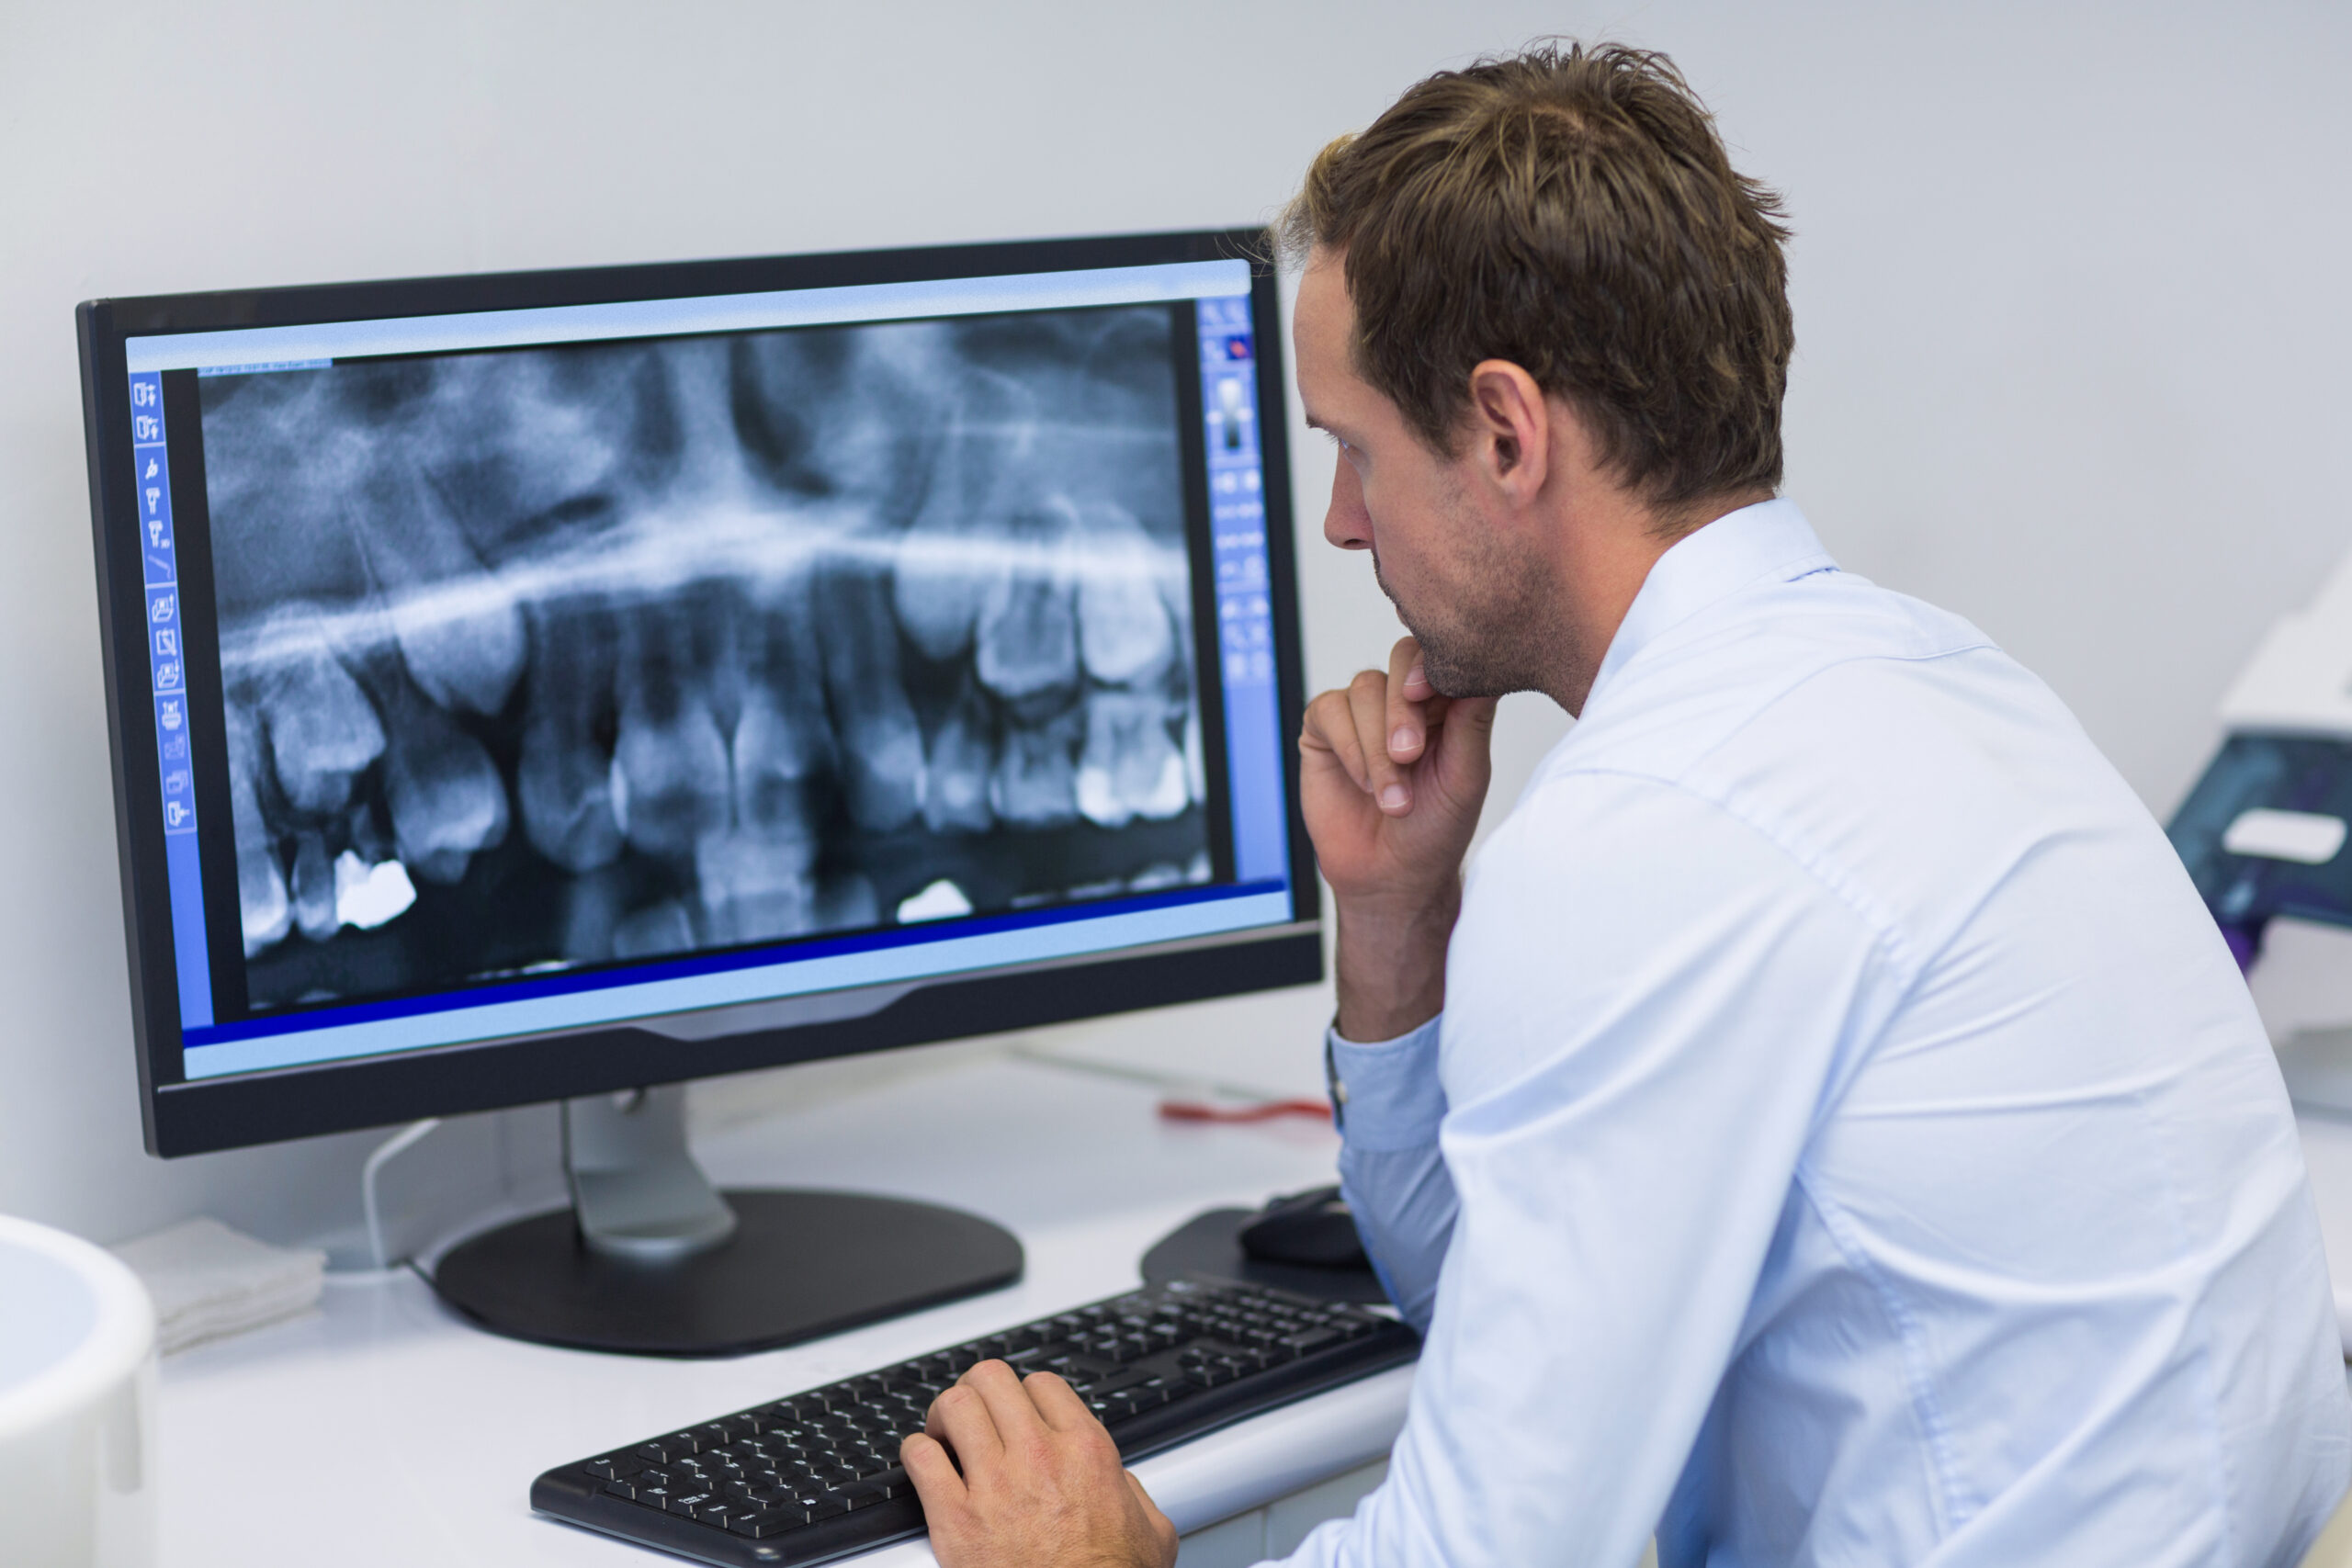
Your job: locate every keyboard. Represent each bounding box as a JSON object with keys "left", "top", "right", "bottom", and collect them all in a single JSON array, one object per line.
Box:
[{"left": 532, "top": 1276, "right": 1419, "bottom": 1567}]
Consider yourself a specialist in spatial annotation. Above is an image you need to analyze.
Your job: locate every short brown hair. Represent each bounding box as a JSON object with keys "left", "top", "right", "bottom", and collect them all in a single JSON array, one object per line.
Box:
[{"left": 1279, "top": 42, "right": 1793, "bottom": 515}]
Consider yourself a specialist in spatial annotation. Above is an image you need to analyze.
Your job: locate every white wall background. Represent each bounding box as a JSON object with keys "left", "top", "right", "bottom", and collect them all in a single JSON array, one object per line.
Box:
[{"left": 4, "top": 0, "right": 2349, "bottom": 1248}]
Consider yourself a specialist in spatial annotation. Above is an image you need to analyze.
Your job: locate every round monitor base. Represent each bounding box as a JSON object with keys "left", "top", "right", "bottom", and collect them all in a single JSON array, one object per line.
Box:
[{"left": 429, "top": 1189, "right": 1023, "bottom": 1358}]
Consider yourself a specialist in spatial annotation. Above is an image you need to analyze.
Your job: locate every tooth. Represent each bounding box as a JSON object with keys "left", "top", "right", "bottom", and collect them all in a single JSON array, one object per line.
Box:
[
  {"left": 348, "top": 458, "right": 527, "bottom": 716},
  {"left": 990, "top": 707, "right": 1080, "bottom": 828},
  {"left": 558, "top": 866, "right": 628, "bottom": 964},
  {"left": 290, "top": 830, "right": 338, "bottom": 941},
  {"left": 1075, "top": 507, "right": 1173, "bottom": 688},
  {"left": 612, "top": 898, "right": 695, "bottom": 961},
  {"left": 924, "top": 671, "right": 996, "bottom": 835},
  {"left": 226, "top": 702, "right": 291, "bottom": 956},
  {"left": 818, "top": 874, "right": 879, "bottom": 931},
  {"left": 377, "top": 674, "right": 510, "bottom": 885},
  {"left": 1076, "top": 688, "right": 1188, "bottom": 829},
  {"left": 612, "top": 593, "right": 732, "bottom": 859},
  {"left": 1183, "top": 705, "right": 1205, "bottom": 807},
  {"left": 517, "top": 601, "right": 624, "bottom": 873},
  {"left": 975, "top": 501, "right": 1080, "bottom": 720},
  {"left": 735, "top": 567, "right": 833, "bottom": 852},
  {"left": 695, "top": 828, "right": 816, "bottom": 946},
  {"left": 897, "top": 879, "right": 974, "bottom": 923},
  {"left": 892, "top": 368, "right": 1036, "bottom": 662},
  {"left": 251, "top": 616, "right": 385, "bottom": 817},
  {"left": 817, "top": 549, "right": 925, "bottom": 832},
  {"left": 733, "top": 327, "right": 946, "bottom": 528},
  {"left": 332, "top": 849, "right": 416, "bottom": 930}
]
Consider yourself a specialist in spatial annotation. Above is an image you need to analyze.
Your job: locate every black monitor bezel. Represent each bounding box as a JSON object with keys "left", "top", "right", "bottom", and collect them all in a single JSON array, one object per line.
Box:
[{"left": 78, "top": 229, "right": 1321, "bottom": 1157}]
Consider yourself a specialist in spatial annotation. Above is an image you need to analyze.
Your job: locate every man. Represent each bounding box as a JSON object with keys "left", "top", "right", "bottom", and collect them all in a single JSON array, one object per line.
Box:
[{"left": 900, "top": 42, "right": 2352, "bottom": 1567}]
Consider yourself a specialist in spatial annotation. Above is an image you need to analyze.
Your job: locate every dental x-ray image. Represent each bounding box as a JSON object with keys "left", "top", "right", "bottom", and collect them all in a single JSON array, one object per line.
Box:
[{"left": 197, "top": 305, "right": 1214, "bottom": 1013}]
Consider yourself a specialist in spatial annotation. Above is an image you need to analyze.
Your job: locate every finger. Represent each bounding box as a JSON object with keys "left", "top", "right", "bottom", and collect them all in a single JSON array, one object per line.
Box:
[
  {"left": 961, "top": 1359, "right": 1050, "bottom": 1449},
  {"left": 1023, "top": 1369, "right": 1097, "bottom": 1433},
  {"left": 925, "top": 1379, "right": 1006, "bottom": 1478},
  {"left": 1344, "top": 671, "right": 1411, "bottom": 815},
  {"left": 900, "top": 1431, "right": 969, "bottom": 1508},
  {"left": 1385, "top": 637, "right": 1430, "bottom": 762},
  {"left": 1299, "top": 686, "right": 1373, "bottom": 794}
]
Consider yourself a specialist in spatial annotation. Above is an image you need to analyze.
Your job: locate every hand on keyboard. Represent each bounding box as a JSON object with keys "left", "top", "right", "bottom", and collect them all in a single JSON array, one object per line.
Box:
[{"left": 902, "top": 1359, "right": 1177, "bottom": 1568}]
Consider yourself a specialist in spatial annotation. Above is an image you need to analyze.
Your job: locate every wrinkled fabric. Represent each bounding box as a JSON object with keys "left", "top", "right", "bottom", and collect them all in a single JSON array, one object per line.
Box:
[{"left": 1288, "top": 501, "right": 2349, "bottom": 1568}]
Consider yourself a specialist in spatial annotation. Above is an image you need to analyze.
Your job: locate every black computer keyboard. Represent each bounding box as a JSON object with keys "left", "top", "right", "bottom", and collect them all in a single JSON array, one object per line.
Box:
[{"left": 532, "top": 1276, "right": 1419, "bottom": 1567}]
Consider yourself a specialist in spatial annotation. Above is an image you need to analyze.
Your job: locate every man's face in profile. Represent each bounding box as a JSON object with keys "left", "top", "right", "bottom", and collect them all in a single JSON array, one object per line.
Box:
[{"left": 1290, "top": 250, "right": 1560, "bottom": 700}]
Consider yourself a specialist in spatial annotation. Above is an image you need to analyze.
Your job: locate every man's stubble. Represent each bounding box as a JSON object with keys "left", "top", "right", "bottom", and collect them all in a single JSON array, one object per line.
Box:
[{"left": 1373, "top": 501, "right": 1577, "bottom": 706}]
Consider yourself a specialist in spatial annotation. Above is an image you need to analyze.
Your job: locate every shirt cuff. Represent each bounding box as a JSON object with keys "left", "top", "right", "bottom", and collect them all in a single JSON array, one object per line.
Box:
[{"left": 1325, "top": 1013, "right": 1446, "bottom": 1152}]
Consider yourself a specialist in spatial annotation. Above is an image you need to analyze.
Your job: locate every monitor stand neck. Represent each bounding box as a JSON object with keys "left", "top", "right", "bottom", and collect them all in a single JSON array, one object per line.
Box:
[{"left": 564, "top": 1087, "right": 738, "bottom": 1264}]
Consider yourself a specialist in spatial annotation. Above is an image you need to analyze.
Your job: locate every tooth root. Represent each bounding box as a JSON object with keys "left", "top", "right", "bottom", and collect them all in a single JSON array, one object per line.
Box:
[
  {"left": 613, "top": 598, "right": 733, "bottom": 859},
  {"left": 350, "top": 461, "right": 527, "bottom": 716},
  {"left": 924, "top": 673, "right": 997, "bottom": 835},
  {"left": 1077, "top": 689, "right": 1187, "bottom": 829},
  {"left": 1076, "top": 509, "right": 1174, "bottom": 688},
  {"left": 976, "top": 503, "right": 1080, "bottom": 720},
  {"left": 518, "top": 603, "right": 623, "bottom": 873},
  {"left": 557, "top": 866, "right": 628, "bottom": 964},
  {"left": 736, "top": 569, "right": 833, "bottom": 852},
  {"left": 227, "top": 703, "right": 291, "bottom": 957},
  {"left": 990, "top": 709, "right": 1080, "bottom": 829},
  {"left": 818, "top": 551, "right": 925, "bottom": 832},
  {"left": 379, "top": 677, "right": 510, "bottom": 886},
  {"left": 891, "top": 368, "right": 1037, "bottom": 661},
  {"left": 694, "top": 828, "right": 817, "bottom": 947},
  {"left": 254, "top": 622, "right": 385, "bottom": 817},
  {"left": 818, "top": 874, "right": 879, "bottom": 931},
  {"left": 612, "top": 898, "right": 696, "bottom": 961},
  {"left": 290, "top": 831, "right": 338, "bottom": 941},
  {"left": 1183, "top": 705, "right": 1206, "bottom": 808}
]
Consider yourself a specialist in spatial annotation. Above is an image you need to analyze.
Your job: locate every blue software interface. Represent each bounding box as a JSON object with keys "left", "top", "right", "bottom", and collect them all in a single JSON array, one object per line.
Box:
[{"left": 122, "top": 259, "right": 1296, "bottom": 1079}]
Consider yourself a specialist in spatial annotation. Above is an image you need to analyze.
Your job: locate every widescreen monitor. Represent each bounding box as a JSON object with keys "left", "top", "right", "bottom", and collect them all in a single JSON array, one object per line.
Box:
[{"left": 78, "top": 231, "right": 1317, "bottom": 1352}]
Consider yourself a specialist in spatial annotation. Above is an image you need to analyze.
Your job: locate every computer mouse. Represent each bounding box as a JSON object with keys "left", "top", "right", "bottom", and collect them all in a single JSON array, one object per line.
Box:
[{"left": 1238, "top": 1185, "right": 1369, "bottom": 1269}]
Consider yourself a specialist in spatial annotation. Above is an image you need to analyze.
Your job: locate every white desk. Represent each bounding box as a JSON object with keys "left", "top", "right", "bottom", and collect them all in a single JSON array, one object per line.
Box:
[{"left": 153, "top": 1049, "right": 1411, "bottom": 1568}]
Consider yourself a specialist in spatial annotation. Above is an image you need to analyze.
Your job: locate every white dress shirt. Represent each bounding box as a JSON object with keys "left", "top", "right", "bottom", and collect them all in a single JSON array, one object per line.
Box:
[{"left": 1284, "top": 501, "right": 2350, "bottom": 1568}]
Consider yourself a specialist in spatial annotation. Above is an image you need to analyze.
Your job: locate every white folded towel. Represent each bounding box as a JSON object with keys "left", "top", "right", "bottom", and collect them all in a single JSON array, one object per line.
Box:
[{"left": 110, "top": 1217, "right": 326, "bottom": 1355}]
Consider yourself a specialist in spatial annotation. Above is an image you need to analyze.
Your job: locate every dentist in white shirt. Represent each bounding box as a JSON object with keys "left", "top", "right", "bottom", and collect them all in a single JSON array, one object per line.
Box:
[{"left": 900, "top": 42, "right": 2352, "bottom": 1568}]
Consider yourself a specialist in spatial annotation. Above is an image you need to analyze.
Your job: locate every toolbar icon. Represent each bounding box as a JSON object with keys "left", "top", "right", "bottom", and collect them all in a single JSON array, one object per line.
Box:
[
  {"left": 150, "top": 592, "right": 176, "bottom": 625},
  {"left": 157, "top": 695, "right": 184, "bottom": 731},
  {"left": 130, "top": 379, "right": 158, "bottom": 410},
  {"left": 164, "top": 800, "right": 191, "bottom": 830},
  {"left": 131, "top": 413, "right": 160, "bottom": 443}
]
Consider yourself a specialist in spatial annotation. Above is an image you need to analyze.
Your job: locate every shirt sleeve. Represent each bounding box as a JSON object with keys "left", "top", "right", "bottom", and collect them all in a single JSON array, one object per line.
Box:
[
  {"left": 1277, "top": 772, "right": 1893, "bottom": 1568},
  {"left": 1329, "top": 1017, "right": 1455, "bottom": 1334}
]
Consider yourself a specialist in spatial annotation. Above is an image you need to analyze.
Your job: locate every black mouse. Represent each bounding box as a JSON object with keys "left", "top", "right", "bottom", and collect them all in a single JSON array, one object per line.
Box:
[{"left": 1238, "top": 1185, "right": 1369, "bottom": 1269}]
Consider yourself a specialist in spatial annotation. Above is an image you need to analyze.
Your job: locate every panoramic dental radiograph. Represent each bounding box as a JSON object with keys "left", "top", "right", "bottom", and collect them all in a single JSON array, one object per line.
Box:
[{"left": 197, "top": 306, "right": 1214, "bottom": 1012}]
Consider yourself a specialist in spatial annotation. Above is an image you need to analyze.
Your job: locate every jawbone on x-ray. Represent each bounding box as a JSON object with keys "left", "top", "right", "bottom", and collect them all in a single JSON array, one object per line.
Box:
[{"left": 198, "top": 307, "right": 1213, "bottom": 1012}]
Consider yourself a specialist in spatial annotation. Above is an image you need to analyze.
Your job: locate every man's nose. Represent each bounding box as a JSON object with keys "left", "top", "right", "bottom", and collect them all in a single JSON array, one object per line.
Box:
[{"left": 1324, "top": 459, "right": 1372, "bottom": 551}]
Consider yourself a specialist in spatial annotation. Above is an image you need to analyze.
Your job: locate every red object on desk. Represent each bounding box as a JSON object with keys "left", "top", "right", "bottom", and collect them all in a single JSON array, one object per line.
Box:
[{"left": 1157, "top": 1098, "right": 1333, "bottom": 1124}]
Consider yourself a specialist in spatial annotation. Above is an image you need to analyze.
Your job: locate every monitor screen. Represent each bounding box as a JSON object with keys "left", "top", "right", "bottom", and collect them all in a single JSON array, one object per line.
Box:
[{"left": 81, "top": 232, "right": 1317, "bottom": 1155}]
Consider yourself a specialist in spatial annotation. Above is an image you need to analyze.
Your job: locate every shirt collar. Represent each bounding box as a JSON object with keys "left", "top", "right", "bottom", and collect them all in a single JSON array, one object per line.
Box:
[{"left": 1589, "top": 497, "right": 1838, "bottom": 697}]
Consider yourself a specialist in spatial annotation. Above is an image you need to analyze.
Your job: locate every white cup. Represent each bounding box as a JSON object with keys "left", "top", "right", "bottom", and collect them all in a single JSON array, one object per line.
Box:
[{"left": 0, "top": 1215, "right": 158, "bottom": 1568}]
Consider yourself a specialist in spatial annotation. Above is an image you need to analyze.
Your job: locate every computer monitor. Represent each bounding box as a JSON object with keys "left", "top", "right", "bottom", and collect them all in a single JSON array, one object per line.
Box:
[{"left": 76, "top": 230, "right": 1317, "bottom": 1354}]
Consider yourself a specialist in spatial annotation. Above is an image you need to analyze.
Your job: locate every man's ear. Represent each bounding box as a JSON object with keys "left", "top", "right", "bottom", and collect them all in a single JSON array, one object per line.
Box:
[{"left": 1464, "top": 360, "right": 1550, "bottom": 500}]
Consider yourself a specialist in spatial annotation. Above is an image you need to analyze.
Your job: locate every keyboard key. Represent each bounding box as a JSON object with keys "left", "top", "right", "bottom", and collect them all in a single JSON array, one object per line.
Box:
[
  {"left": 585, "top": 1453, "right": 641, "bottom": 1480},
  {"left": 599, "top": 1478, "right": 639, "bottom": 1501},
  {"left": 729, "top": 1509, "right": 798, "bottom": 1538},
  {"left": 1282, "top": 1327, "right": 1341, "bottom": 1354}
]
